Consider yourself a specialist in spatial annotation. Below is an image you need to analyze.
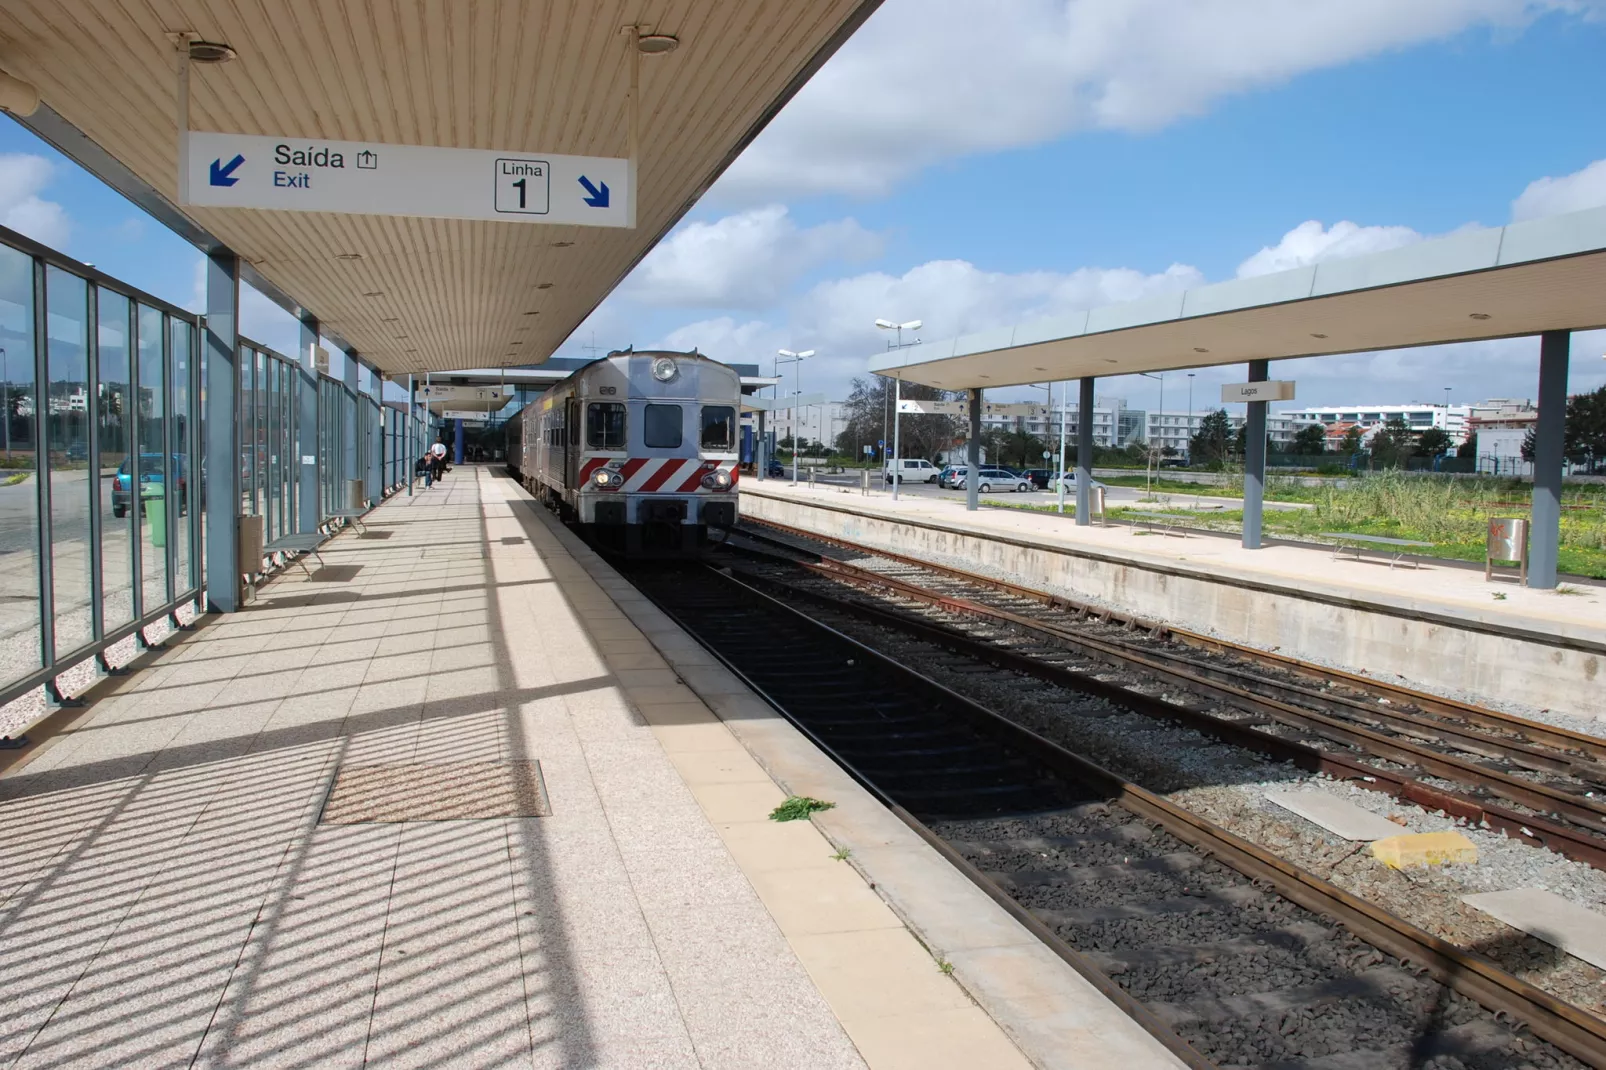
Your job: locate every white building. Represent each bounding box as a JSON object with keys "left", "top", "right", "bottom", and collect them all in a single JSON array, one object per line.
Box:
[
  {"left": 980, "top": 399, "right": 1146, "bottom": 448},
  {"left": 1465, "top": 398, "right": 1536, "bottom": 476},
  {"left": 768, "top": 400, "right": 849, "bottom": 450},
  {"left": 1144, "top": 410, "right": 1304, "bottom": 455},
  {"left": 1276, "top": 402, "right": 1471, "bottom": 444}
]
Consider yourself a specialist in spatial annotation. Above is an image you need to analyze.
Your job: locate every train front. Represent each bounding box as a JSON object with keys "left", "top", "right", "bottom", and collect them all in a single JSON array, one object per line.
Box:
[{"left": 578, "top": 351, "right": 740, "bottom": 554}]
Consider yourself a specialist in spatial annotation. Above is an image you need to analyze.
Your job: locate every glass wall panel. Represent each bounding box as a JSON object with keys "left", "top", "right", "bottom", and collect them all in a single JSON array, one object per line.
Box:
[
  {"left": 267, "top": 358, "right": 281, "bottom": 540},
  {"left": 98, "top": 290, "right": 133, "bottom": 631},
  {"left": 0, "top": 245, "right": 40, "bottom": 687},
  {"left": 239, "top": 345, "right": 254, "bottom": 519},
  {"left": 254, "top": 349, "right": 267, "bottom": 520},
  {"left": 45, "top": 267, "right": 92, "bottom": 655},
  {"left": 170, "top": 317, "right": 193, "bottom": 593},
  {"left": 137, "top": 304, "right": 167, "bottom": 611}
]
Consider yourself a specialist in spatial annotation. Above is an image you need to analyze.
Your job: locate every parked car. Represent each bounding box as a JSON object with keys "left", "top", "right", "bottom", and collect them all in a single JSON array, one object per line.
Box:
[
  {"left": 112, "top": 454, "right": 187, "bottom": 518},
  {"left": 1020, "top": 468, "right": 1054, "bottom": 489},
  {"left": 938, "top": 465, "right": 967, "bottom": 488},
  {"left": 883, "top": 458, "right": 938, "bottom": 484},
  {"left": 765, "top": 459, "right": 786, "bottom": 477},
  {"left": 1050, "top": 472, "right": 1108, "bottom": 495},
  {"left": 975, "top": 468, "right": 1031, "bottom": 493}
]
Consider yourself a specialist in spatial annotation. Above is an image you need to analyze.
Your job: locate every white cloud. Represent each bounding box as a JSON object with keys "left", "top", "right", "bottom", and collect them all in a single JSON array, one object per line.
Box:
[
  {"left": 1235, "top": 219, "right": 1424, "bottom": 277},
  {"left": 1511, "top": 157, "right": 1606, "bottom": 221},
  {"left": 719, "top": 0, "right": 1603, "bottom": 200},
  {"left": 624, "top": 205, "right": 881, "bottom": 309},
  {"left": 0, "top": 153, "right": 70, "bottom": 248}
]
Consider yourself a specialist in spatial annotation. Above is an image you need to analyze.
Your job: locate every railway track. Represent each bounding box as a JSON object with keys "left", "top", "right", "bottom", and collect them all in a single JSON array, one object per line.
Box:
[
  {"left": 619, "top": 559, "right": 1605, "bottom": 1069},
  {"left": 726, "top": 519, "right": 1606, "bottom": 872}
]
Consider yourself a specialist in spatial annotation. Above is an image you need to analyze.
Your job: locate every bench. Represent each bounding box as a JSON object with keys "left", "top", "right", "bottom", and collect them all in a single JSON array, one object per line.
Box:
[
  {"left": 263, "top": 532, "right": 332, "bottom": 575},
  {"left": 1321, "top": 532, "right": 1432, "bottom": 569},
  {"left": 1133, "top": 512, "right": 1196, "bottom": 537},
  {"left": 325, "top": 508, "right": 369, "bottom": 534}
]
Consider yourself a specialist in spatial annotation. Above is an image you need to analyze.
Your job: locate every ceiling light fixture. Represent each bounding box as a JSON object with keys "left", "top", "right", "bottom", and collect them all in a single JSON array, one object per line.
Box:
[
  {"left": 551, "top": 241, "right": 574, "bottom": 248},
  {"left": 523, "top": 310, "right": 540, "bottom": 315},
  {"left": 334, "top": 252, "right": 364, "bottom": 261},
  {"left": 1469, "top": 312, "right": 1492, "bottom": 320},
  {"left": 188, "top": 40, "right": 236, "bottom": 63},
  {"left": 637, "top": 33, "right": 679, "bottom": 54},
  {"left": 1310, "top": 332, "right": 1328, "bottom": 339},
  {"left": 362, "top": 291, "right": 385, "bottom": 298},
  {"left": 536, "top": 282, "right": 553, "bottom": 289},
  {"left": 1193, "top": 347, "right": 1209, "bottom": 353}
]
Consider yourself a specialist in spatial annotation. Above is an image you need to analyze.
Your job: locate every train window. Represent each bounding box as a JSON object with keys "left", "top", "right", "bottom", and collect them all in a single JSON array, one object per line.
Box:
[
  {"left": 700, "top": 406, "right": 735, "bottom": 449},
  {"left": 586, "top": 403, "right": 626, "bottom": 449},
  {"left": 643, "top": 403, "right": 683, "bottom": 448}
]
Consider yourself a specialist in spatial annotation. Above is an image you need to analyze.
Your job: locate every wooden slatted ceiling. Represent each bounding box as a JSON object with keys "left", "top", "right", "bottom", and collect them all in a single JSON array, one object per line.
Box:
[{"left": 0, "top": 0, "right": 875, "bottom": 373}]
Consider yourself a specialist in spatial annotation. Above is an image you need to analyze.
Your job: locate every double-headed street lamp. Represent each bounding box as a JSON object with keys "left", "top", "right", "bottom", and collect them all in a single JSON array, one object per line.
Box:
[
  {"left": 876, "top": 319, "right": 921, "bottom": 500},
  {"left": 777, "top": 348, "right": 813, "bottom": 484}
]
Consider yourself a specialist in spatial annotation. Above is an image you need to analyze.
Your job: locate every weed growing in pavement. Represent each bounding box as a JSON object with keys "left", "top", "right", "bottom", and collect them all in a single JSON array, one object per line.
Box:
[
  {"left": 1554, "top": 584, "right": 1585, "bottom": 595},
  {"left": 1492, "top": 592, "right": 1508, "bottom": 600},
  {"left": 937, "top": 959, "right": 955, "bottom": 975},
  {"left": 831, "top": 847, "right": 852, "bottom": 861},
  {"left": 769, "top": 795, "right": 836, "bottom": 822}
]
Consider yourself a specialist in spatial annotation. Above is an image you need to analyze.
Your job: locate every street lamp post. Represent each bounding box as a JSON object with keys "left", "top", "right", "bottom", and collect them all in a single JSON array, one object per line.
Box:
[
  {"left": 777, "top": 348, "right": 813, "bottom": 486},
  {"left": 876, "top": 319, "right": 922, "bottom": 500},
  {"left": 1138, "top": 372, "right": 1164, "bottom": 496}
]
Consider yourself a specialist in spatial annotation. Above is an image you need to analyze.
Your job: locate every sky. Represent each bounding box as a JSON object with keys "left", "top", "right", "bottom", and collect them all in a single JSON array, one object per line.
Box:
[{"left": 3, "top": 0, "right": 1606, "bottom": 418}]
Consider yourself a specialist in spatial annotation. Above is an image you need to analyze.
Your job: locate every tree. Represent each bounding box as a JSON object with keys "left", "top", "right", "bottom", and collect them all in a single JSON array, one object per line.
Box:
[
  {"left": 839, "top": 375, "right": 962, "bottom": 464},
  {"left": 999, "top": 426, "right": 1046, "bottom": 469},
  {"left": 1369, "top": 416, "right": 1414, "bottom": 468},
  {"left": 1339, "top": 425, "right": 1364, "bottom": 454},
  {"left": 1415, "top": 427, "right": 1452, "bottom": 456},
  {"left": 1521, "top": 426, "right": 1535, "bottom": 464},
  {"left": 1457, "top": 430, "right": 1478, "bottom": 459},
  {"left": 1189, "top": 409, "right": 1232, "bottom": 468},
  {"left": 1291, "top": 423, "right": 1327, "bottom": 455},
  {"left": 1565, "top": 385, "right": 1606, "bottom": 471}
]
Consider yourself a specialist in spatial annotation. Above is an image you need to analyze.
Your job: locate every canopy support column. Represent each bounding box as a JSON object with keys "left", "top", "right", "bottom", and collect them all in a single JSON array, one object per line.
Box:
[
  {"left": 297, "top": 314, "right": 320, "bottom": 532},
  {"left": 1529, "top": 330, "right": 1570, "bottom": 588},
  {"left": 204, "top": 249, "right": 240, "bottom": 612},
  {"left": 1076, "top": 377, "right": 1094, "bottom": 525},
  {"left": 1242, "top": 359, "right": 1269, "bottom": 549},
  {"left": 966, "top": 390, "right": 981, "bottom": 511}
]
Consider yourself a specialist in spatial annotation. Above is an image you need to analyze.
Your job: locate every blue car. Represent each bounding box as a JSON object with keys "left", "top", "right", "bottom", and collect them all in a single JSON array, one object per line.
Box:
[
  {"left": 766, "top": 459, "right": 785, "bottom": 477},
  {"left": 112, "top": 453, "right": 188, "bottom": 518}
]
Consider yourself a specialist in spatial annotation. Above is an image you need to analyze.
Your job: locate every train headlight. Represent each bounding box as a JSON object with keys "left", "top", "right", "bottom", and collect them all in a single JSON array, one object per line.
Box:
[
  {"left": 651, "top": 357, "right": 678, "bottom": 382},
  {"left": 592, "top": 468, "right": 624, "bottom": 489},
  {"left": 700, "top": 469, "right": 732, "bottom": 491}
]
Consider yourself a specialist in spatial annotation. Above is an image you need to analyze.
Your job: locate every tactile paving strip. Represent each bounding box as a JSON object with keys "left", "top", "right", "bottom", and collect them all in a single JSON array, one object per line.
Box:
[{"left": 321, "top": 761, "right": 551, "bottom": 822}]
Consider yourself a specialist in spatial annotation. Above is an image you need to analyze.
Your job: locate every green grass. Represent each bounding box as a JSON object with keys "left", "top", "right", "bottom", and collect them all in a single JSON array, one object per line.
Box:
[
  {"left": 1, "top": 472, "right": 28, "bottom": 487},
  {"left": 983, "top": 471, "right": 1606, "bottom": 579},
  {"left": 769, "top": 795, "right": 836, "bottom": 822}
]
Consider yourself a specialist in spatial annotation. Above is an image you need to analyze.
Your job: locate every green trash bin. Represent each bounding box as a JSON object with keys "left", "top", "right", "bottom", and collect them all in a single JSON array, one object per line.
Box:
[{"left": 142, "top": 482, "right": 167, "bottom": 548}]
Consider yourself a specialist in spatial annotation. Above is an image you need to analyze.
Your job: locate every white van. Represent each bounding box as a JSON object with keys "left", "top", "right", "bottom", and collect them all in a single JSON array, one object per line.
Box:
[{"left": 883, "top": 458, "right": 938, "bottom": 484}]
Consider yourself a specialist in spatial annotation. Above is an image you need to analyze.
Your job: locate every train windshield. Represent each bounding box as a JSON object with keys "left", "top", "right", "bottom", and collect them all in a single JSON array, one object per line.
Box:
[
  {"left": 699, "top": 406, "right": 735, "bottom": 450},
  {"left": 586, "top": 402, "right": 626, "bottom": 450},
  {"left": 643, "top": 403, "right": 683, "bottom": 448}
]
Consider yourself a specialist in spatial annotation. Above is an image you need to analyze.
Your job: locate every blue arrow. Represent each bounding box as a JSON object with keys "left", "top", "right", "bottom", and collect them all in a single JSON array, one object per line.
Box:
[
  {"left": 209, "top": 154, "right": 245, "bottom": 187},
  {"left": 577, "top": 175, "right": 610, "bottom": 208}
]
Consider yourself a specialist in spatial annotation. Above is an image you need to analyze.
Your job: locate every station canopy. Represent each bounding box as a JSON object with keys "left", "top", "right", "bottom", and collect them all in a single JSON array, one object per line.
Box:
[
  {"left": 869, "top": 205, "right": 1606, "bottom": 391},
  {"left": 0, "top": 0, "right": 881, "bottom": 375}
]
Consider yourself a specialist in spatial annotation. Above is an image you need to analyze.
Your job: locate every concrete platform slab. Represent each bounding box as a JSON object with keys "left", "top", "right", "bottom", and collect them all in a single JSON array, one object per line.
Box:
[
  {"left": 740, "top": 482, "right": 1606, "bottom": 721},
  {"left": 0, "top": 467, "right": 1180, "bottom": 1070}
]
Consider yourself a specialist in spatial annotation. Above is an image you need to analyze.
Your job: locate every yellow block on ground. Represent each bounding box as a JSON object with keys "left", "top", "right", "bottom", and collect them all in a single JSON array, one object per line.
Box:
[{"left": 1370, "top": 830, "right": 1478, "bottom": 869}]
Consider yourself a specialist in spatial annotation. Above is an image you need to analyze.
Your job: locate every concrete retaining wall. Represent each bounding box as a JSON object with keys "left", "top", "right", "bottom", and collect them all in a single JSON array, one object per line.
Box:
[{"left": 741, "top": 492, "right": 1604, "bottom": 722}]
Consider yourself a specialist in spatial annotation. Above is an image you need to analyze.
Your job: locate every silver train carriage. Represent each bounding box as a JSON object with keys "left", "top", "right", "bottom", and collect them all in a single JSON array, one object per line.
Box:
[{"left": 511, "top": 349, "right": 741, "bottom": 551}]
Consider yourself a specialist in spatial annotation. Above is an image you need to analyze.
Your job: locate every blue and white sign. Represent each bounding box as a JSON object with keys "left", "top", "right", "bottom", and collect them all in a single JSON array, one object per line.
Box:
[{"left": 184, "top": 131, "right": 631, "bottom": 228}]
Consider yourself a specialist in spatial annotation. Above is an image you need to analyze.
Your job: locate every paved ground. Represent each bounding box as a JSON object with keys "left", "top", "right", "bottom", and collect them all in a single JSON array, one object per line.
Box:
[{"left": 0, "top": 467, "right": 1075, "bottom": 1070}]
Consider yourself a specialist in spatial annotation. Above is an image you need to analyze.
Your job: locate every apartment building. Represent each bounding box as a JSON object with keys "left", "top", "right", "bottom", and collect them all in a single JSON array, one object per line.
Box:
[{"left": 1277, "top": 402, "right": 1471, "bottom": 444}]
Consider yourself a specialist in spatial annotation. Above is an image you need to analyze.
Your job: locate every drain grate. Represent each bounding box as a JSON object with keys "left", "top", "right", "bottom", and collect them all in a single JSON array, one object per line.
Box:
[{"left": 322, "top": 760, "right": 550, "bottom": 823}]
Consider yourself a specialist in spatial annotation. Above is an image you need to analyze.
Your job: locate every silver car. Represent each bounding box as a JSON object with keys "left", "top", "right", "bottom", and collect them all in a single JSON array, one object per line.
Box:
[{"left": 976, "top": 468, "right": 1031, "bottom": 493}]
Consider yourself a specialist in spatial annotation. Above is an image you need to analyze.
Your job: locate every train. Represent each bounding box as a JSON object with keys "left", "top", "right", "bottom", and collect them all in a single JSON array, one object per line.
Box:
[{"left": 506, "top": 348, "right": 741, "bottom": 553}]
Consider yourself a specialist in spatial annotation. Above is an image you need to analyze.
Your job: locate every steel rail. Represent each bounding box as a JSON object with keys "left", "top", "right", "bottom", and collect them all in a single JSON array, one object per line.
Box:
[
  {"left": 740, "top": 516, "right": 1606, "bottom": 764},
  {"left": 640, "top": 561, "right": 1606, "bottom": 1069},
  {"left": 725, "top": 559, "right": 1606, "bottom": 871}
]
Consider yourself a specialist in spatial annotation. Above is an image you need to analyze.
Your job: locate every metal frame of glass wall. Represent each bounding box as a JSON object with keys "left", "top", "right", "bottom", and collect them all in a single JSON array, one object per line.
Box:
[
  {"left": 0, "top": 223, "right": 203, "bottom": 711},
  {"left": 236, "top": 337, "right": 301, "bottom": 548}
]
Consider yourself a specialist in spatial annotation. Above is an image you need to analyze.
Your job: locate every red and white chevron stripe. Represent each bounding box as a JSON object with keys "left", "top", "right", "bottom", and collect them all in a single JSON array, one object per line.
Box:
[{"left": 578, "top": 456, "right": 739, "bottom": 493}]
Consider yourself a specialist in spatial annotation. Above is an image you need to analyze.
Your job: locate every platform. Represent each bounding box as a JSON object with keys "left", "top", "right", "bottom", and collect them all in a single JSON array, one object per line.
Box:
[
  {"left": 0, "top": 467, "right": 1182, "bottom": 1070},
  {"left": 740, "top": 482, "right": 1606, "bottom": 722}
]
